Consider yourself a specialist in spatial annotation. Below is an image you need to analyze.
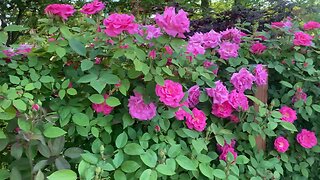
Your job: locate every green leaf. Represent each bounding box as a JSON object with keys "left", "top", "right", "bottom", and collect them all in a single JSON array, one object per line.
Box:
[
  {"left": 18, "top": 118, "right": 31, "bottom": 131},
  {"left": 25, "top": 83, "right": 35, "bottom": 91},
  {"left": 312, "top": 104, "right": 320, "bottom": 113},
  {"left": 140, "top": 149, "right": 157, "bottom": 168},
  {"left": 114, "top": 170, "right": 126, "bottom": 180},
  {"left": 280, "top": 122, "right": 297, "bottom": 132},
  {"left": 139, "top": 169, "right": 157, "bottom": 180},
  {"left": 43, "top": 126, "right": 66, "bottom": 138},
  {"left": 81, "top": 60, "right": 94, "bottom": 71},
  {"left": 121, "top": 161, "right": 140, "bottom": 173},
  {"left": 88, "top": 94, "right": 104, "bottom": 104},
  {"left": 78, "top": 74, "right": 98, "bottom": 83},
  {"left": 0, "top": 32, "right": 8, "bottom": 44},
  {"left": 176, "top": 155, "right": 197, "bottom": 171},
  {"left": 60, "top": 26, "right": 73, "bottom": 39},
  {"left": 0, "top": 169, "right": 10, "bottom": 180},
  {"left": 106, "top": 96, "right": 121, "bottom": 107},
  {"left": 67, "top": 88, "right": 77, "bottom": 95},
  {"left": 9, "top": 75, "right": 20, "bottom": 84},
  {"left": 192, "top": 139, "right": 206, "bottom": 154},
  {"left": 72, "top": 113, "right": 89, "bottom": 126},
  {"left": 90, "top": 80, "right": 106, "bottom": 93},
  {"left": 0, "top": 129, "right": 6, "bottom": 139},
  {"left": 155, "top": 75, "right": 164, "bottom": 86},
  {"left": 56, "top": 47, "right": 66, "bottom": 58},
  {"left": 156, "top": 164, "right": 175, "bottom": 176},
  {"left": 58, "top": 90, "right": 66, "bottom": 99},
  {"left": 99, "top": 72, "right": 120, "bottom": 84},
  {"left": 13, "top": 99, "right": 26, "bottom": 111},
  {"left": 213, "top": 169, "right": 226, "bottom": 179},
  {"left": 81, "top": 153, "right": 98, "bottom": 164},
  {"left": 69, "top": 38, "right": 86, "bottom": 56},
  {"left": 280, "top": 81, "right": 293, "bottom": 88},
  {"left": 115, "top": 132, "right": 128, "bottom": 148},
  {"left": 249, "top": 135, "right": 256, "bottom": 148},
  {"left": 162, "top": 67, "right": 174, "bottom": 76},
  {"left": 40, "top": 76, "right": 54, "bottom": 83},
  {"left": 294, "top": 52, "right": 305, "bottom": 62},
  {"left": 47, "top": 170, "right": 77, "bottom": 180},
  {"left": 4, "top": 25, "right": 28, "bottom": 32},
  {"left": 11, "top": 143, "right": 23, "bottom": 159},
  {"left": 124, "top": 143, "right": 144, "bottom": 155},
  {"left": 236, "top": 155, "right": 250, "bottom": 164},
  {"left": 199, "top": 163, "right": 214, "bottom": 179}
]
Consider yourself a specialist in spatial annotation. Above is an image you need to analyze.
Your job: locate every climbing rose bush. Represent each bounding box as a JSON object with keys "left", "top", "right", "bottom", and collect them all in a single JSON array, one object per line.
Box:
[{"left": 0, "top": 2, "right": 319, "bottom": 180}]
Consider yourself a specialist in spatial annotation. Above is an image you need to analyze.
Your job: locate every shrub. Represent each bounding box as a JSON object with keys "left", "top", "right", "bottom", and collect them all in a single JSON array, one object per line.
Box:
[{"left": 0, "top": 1, "right": 319, "bottom": 179}]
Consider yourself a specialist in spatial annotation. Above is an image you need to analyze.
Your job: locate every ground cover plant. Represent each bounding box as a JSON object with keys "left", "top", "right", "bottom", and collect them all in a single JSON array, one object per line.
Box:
[{"left": 0, "top": 1, "right": 319, "bottom": 179}]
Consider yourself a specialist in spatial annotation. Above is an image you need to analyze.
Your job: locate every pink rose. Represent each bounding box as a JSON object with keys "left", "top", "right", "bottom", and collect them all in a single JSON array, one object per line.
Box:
[
  {"left": 185, "top": 108, "right": 207, "bottom": 132},
  {"left": 175, "top": 103, "right": 190, "bottom": 121},
  {"left": 206, "top": 81, "right": 229, "bottom": 104},
  {"left": 44, "top": 4, "right": 75, "bottom": 20},
  {"left": 303, "top": 21, "right": 320, "bottom": 30},
  {"left": 80, "top": 0, "right": 105, "bottom": 15},
  {"left": 279, "top": 106, "right": 297, "bottom": 123},
  {"left": 92, "top": 94, "right": 114, "bottom": 115},
  {"left": 219, "top": 147, "right": 237, "bottom": 162},
  {"left": 271, "top": 19, "right": 292, "bottom": 29},
  {"left": 296, "top": 129, "right": 318, "bottom": 149},
  {"left": 231, "top": 68, "right": 255, "bottom": 92},
  {"left": 217, "top": 140, "right": 236, "bottom": 153},
  {"left": 189, "top": 32, "right": 204, "bottom": 44},
  {"left": 292, "top": 88, "right": 307, "bottom": 103},
  {"left": 32, "top": 104, "right": 40, "bottom": 111},
  {"left": 228, "top": 90, "right": 249, "bottom": 111},
  {"left": 293, "top": 32, "right": 313, "bottom": 47},
  {"left": 217, "top": 42, "right": 240, "bottom": 60},
  {"left": 187, "top": 85, "right": 200, "bottom": 108},
  {"left": 95, "top": 57, "right": 101, "bottom": 64},
  {"left": 145, "top": 25, "right": 162, "bottom": 40},
  {"left": 155, "top": 80, "right": 184, "bottom": 108},
  {"left": 254, "top": 64, "right": 268, "bottom": 86},
  {"left": 203, "top": 30, "right": 221, "bottom": 49},
  {"left": 186, "top": 42, "right": 205, "bottom": 57},
  {"left": 149, "top": 50, "right": 156, "bottom": 59},
  {"left": 211, "top": 101, "right": 233, "bottom": 118},
  {"left": 274, "top": 136, "right": 289, "bottom": 153},
  {"left": 103, "top": 13, "right": 139, "bottom": 37},
  {"left": 229, "top": 114, "right": 240, "bottom": 123},
  {"left": 16, "top": 44, "right": 33, "bottom": 55},
  {"left": 155, "top": 7, "right": 190, "bottom": 38},
  {"left": 250, "top": 42, "right": 267, "bottom": 54},
  {"left": 164, "top": 45, "right": 173, "bottom": 55},
  {"left": 128, "top": 92, "right": 157, "bottom": 120},
  {"left": 220, "top": 28, "right": 245, "bottom": 44},
  {"left": 2, "top": 48, "right": 16, "bottom": 58}
]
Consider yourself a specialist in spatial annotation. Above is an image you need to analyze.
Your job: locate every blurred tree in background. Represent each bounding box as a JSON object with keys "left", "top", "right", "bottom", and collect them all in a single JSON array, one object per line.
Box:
[{"left": 0, "top": 0, "right": 319, "bottom": 45}]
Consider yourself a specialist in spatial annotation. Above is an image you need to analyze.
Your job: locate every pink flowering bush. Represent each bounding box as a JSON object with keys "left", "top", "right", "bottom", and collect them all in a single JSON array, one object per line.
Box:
[{"left": 0, "top": 4, "right": 319, "bottom": 180}]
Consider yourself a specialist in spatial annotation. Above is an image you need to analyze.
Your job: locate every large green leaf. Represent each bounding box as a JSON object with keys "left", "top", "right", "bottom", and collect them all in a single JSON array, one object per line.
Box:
[
  {"left": 124, "top": 143, "right": 144, "bottom": 155},
  {"left": 47, "top": 170, "right": 77, "bottom": 180},
  {"left": 4, "top": 25, "right": 28, "bottom": 32},
  {"left": 43, "top": 127, "right": 66, "bottom": 138},
  {"left": 72, "top": 113, "right": 89, "bottom": 126},
  {"left": 69, "top": 38, "right": 86, "bottom": 56},
  {"left": 175, "top": 155, "right": 197, "bottom": 171}
]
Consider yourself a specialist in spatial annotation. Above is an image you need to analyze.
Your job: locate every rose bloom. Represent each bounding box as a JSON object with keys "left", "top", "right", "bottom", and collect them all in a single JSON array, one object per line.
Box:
[
  {"left": 155, "top": 7, "right": 190, "bottom": 38},
  {"left": 32, "top": 104, "right": 40, "bottom": 111},
  {"left": 271, "top": 20, "right": 292, "bottom": 29},
  {"left": 279, "top": 106, "right": 297, "bottom": 123},
  {"left": 187, "top": 85, "right": 200, "bottom": 108},
  {"left": 149, "top": 50, "right": 156, "bottom": 59},
  {"left": 189, "top": 32, "right": 204, "bottom": 45},
  {"left": 228, "top": 90, "right": 249, "bottom": 111},
  {"left": 254, "top": 64, "right": 268, "bottom": 86},
  {"left": 128, "top": 92, "right": 157, "bottom": 121},
  {"left": 155, "top": 80, "right": 185, "bottom": 108},
  {"left": 231, "top": 68, "right": 255, "bottom": 92},
  {"left": 293, "top": 32, "right": 313, "bottom": 47},
  {"left": 219, "top": 147, "right": 237, "bottom": 162},
  {"left": 292, "top": 88, "right": 307, "bottom": 103},
  {"left": 211, "top": 101, "right": 233, "bottom": 118},
  {"left": 217, "top": 140, "right": 236, "bottom": 153},
  {"left": 44, "top": 4, "right": 76, "bottom": 20},
  {"left": 16, "top": 44, "right": 33, "bottom": 55},
  {"left": 164, "top": 45, "right": 173, "bottom": 55},
  {"left": 206, "top": 80, "right": 229, "bottom": 104},
  {"left": 217, "top": 42, "right": 240, "bottom": 60},
  {"left": 303, "top": 21, "right": 320, "bottom": 30},
  {"left": 186, "top": 43, "right": 205, "bottom": 57},
  {"left": 220, "top": 28, "right": 245, "bottom": 44},
  {"left": 250, "top": 42, "right": 267, "bottom": 54},
  {"left": 103, "top": 13, "right": 139, "bottom": 37},
  {"left": 145, "top": 25, "right": 162, "bottom": 40},
  {"left": 203, "top": 30, "right": 221, "bottom": 49},
  {"left": 92, "top": 94, "right": 113, "bottom": 115},
  {"left": 80, "top": 0, "right": 105, "bottom": 15},
  {"left": 2, "top": 48, "right": 16, "bottom": 58},
  {"left": 175, "top": 102, "right": 189, "bottom": 120},
  {"left": 296, "top": 129, "right": 318, "bottom": 149},
  {"left": 274, "top": 136, "right": 289, "bottom": 153},
  {"left": 229, "top": 114, "right": 240, "bottom": 123},
  {"left": 185, "top": 108, "right": 207, "bottom": 132}
]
